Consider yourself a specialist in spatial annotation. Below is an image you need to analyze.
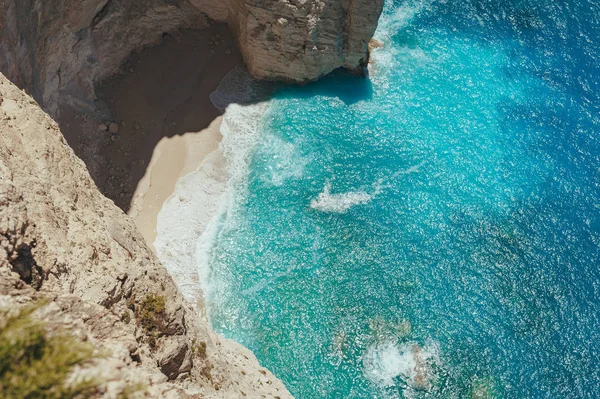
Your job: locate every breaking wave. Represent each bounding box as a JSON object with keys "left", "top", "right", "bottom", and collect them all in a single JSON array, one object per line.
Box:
[
  {"left": 310, "top": 183, "right": 373, "bottom": 213},
  {"left": 154, "top": 67, "right": 271, "bottom": 309},
  {"left": 363, "top": 340, "right": 441, "bottom": 395}
]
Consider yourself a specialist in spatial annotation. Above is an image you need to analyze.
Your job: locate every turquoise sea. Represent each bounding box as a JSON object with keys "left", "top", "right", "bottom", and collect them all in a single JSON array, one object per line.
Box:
[{"left": 159, "top": 0, "right": 600, "bottom": 397}]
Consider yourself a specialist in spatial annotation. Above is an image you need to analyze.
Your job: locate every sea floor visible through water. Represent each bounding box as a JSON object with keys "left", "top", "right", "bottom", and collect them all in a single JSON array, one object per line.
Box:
[{"left": 156, "top": 1, "right": 600, "bottom": 398}]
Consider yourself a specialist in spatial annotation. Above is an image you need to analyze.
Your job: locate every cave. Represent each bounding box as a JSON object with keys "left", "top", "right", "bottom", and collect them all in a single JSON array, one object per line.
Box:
[{"left": 61, "top": 25, "right": 242, "bottom": 213}]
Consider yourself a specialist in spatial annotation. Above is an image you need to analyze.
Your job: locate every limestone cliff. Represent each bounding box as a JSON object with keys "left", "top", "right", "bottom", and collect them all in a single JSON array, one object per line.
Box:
[
  {"left": 229, "top": 0, "right": 385, "bottom": 82},
  {"left": 0, "top": 0, "right": 383, "bottom": 116},
  {"left": 0, "top": 74, "right": 292, "bottom": 398}
]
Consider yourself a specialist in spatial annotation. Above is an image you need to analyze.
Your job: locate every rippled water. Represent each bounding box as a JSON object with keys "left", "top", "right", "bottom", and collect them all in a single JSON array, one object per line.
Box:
[{"left": 157, "top": 0, "right": 600, "bottom": 397}]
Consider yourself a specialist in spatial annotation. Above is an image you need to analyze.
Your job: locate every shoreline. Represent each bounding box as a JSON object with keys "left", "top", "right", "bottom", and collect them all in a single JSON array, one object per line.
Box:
[
  {"left": 84, "top": 26, "right": 243, "bottom": 252},
  {"left": 128, "top": 117, "right": 223, "bottom": 251}
]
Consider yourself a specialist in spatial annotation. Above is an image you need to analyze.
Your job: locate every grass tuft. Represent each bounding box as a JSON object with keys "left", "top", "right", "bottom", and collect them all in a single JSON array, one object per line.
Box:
[
  {"left": 134, "top": 294, "right": 167, "bottom": 348},
  {"left": 138, "top": 294, "right": 166, "bottom": 332},
  {"left": 0, "top": 303, "right": 97, "bottom": 399}
]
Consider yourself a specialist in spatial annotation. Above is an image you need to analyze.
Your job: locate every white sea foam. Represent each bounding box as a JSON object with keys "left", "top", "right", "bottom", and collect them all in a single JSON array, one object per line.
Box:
[
  {"left": 370, "top": 0, "right": 434, "bottom": 79},
  {"left": 374, "top": 160, "right": 426, "bottom": 193},
  {"left": 154, "top": 148, "right": 229, "bottom": 307},
  {"left": 375, "top": 0, "right": 435, "bottom": 39},
  {"left": 363, "top": 339, "right": 441, "bottom": 395},
  {"left": 311, "top": 161, "right": 425, "bottom": 214},
  {"left": 154, "top": 67, "right": 271, "bottom": 312},
  {"left": 310, "top": 182, "right": 373, "bottom": 213}
]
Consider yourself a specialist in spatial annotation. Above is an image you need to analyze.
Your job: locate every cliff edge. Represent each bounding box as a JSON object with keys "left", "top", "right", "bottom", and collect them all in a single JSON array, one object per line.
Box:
[{"left": 0, "top": 74, "right": 292, "bottom": 398}]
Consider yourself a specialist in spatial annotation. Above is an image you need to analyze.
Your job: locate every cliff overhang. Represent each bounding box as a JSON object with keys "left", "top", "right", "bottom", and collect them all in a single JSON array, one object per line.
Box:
[{"left": 0, "top": 0, "right": 383, "bottom": 117}]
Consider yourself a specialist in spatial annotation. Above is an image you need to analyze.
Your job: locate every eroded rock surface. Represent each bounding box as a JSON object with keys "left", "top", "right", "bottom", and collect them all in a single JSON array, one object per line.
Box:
[
  {"left": 0, "top": 74, "right": 292, "bottom": 398},
  {"left": 0, "top": 0, "right": 383, "bottom": 117},
  {"left": 230, "top": 0, "right": 385, "bottom": 82}
]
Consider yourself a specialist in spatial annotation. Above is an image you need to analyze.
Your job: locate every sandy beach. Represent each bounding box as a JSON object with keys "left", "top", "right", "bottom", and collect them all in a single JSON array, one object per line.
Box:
[{"left": 128, "top": 117, "right": 223, "bottom": 250}]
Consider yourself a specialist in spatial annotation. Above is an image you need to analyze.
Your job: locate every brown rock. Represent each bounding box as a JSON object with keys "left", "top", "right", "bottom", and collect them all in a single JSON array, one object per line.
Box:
[
  {"left": 108, "top": 122, "right": 119, "bottom": 134},
  {"left": 369, "top": 38, "right": 385, "bottom": 51}
]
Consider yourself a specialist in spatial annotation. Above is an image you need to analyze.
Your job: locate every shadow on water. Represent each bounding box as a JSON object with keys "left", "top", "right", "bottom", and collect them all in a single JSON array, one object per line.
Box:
[{"left": 275, "top": 68, "right": 374, "bottom": 105}]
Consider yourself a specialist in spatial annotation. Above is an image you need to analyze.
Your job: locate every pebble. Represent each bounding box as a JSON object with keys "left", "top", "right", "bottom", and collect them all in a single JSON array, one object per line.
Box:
[
  {"left": 97, "top": 123, "right": 107, "bottom": 131},
  {"left": 110, "top": 134, "right": 118, "bottom": 142},
  {"left": 108, "top": 122, "right": 119, "bottom": 134}
]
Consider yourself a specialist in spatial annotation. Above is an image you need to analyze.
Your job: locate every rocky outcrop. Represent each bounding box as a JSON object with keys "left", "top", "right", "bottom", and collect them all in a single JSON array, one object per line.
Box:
[
  {"left": 0, "top": 0, "right": 383, "bottom": 117},
  {"left": 229, "top": 0, "right": 385, "bottom": 82},
  {"left": 0, "top": 74, "right": 292, "bottom": 398}
]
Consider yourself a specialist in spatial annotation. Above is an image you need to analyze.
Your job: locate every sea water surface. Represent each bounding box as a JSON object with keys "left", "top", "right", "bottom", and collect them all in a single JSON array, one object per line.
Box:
[{"left": 157, "top": 0, "right": 600, "bottom": 397}]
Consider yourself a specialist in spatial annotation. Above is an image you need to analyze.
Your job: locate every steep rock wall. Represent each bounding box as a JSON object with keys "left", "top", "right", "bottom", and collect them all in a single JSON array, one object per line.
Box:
[
  {"left": 0, "top": 74, "right": 292, "bottom": 398},
  {"left": 0, "top": 0, "right": 209, "bottom": 116},
  {"left": 229, "top": 0, "right": 385, "bottom": 82}
]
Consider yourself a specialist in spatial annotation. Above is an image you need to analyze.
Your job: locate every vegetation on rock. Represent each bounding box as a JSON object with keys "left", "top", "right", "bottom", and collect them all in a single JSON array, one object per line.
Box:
[
  {"left": 0, "top": 304, "right": 97, "bottom": 399},
  {"left": 131, "top": 294, "right": 167, "bottom": 348}
]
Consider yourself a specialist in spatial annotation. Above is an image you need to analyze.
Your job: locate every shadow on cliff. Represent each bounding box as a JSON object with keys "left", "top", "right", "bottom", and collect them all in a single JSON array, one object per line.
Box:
[
  {"left": 59, "top": 26, "right": 373, "bottom": 213},
  {"left": 59, "top": 26, "right": 245, "bottom": 212}
]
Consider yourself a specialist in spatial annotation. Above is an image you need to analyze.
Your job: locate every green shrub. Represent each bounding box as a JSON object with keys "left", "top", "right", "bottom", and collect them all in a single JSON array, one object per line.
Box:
[
  {"left": 133, "top": 294, "right": 167, "bottom": 349},
  {"left": 0, "top": 304, "right": 97, "bottom": 399},
  {"left": 138, "top": 294, "right": 166, "bottom": 332},
  {"left": 190, "top": 339, "right": 207, "bottom": 358}
]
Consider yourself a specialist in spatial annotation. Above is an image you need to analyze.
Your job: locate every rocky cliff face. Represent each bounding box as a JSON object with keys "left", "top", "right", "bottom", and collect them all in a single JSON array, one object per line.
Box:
[
  {"left": 230, "top": 0, "right": 385, "bottom": 82},
  {"left": 0, "top": 74, "right": 292, "bottom": 398},
  {"left": 0, "top": 0, "right": 209, "bottom": 116},
  {"left": 0, "top": 0, "right": 383, "bottom": 116}
]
